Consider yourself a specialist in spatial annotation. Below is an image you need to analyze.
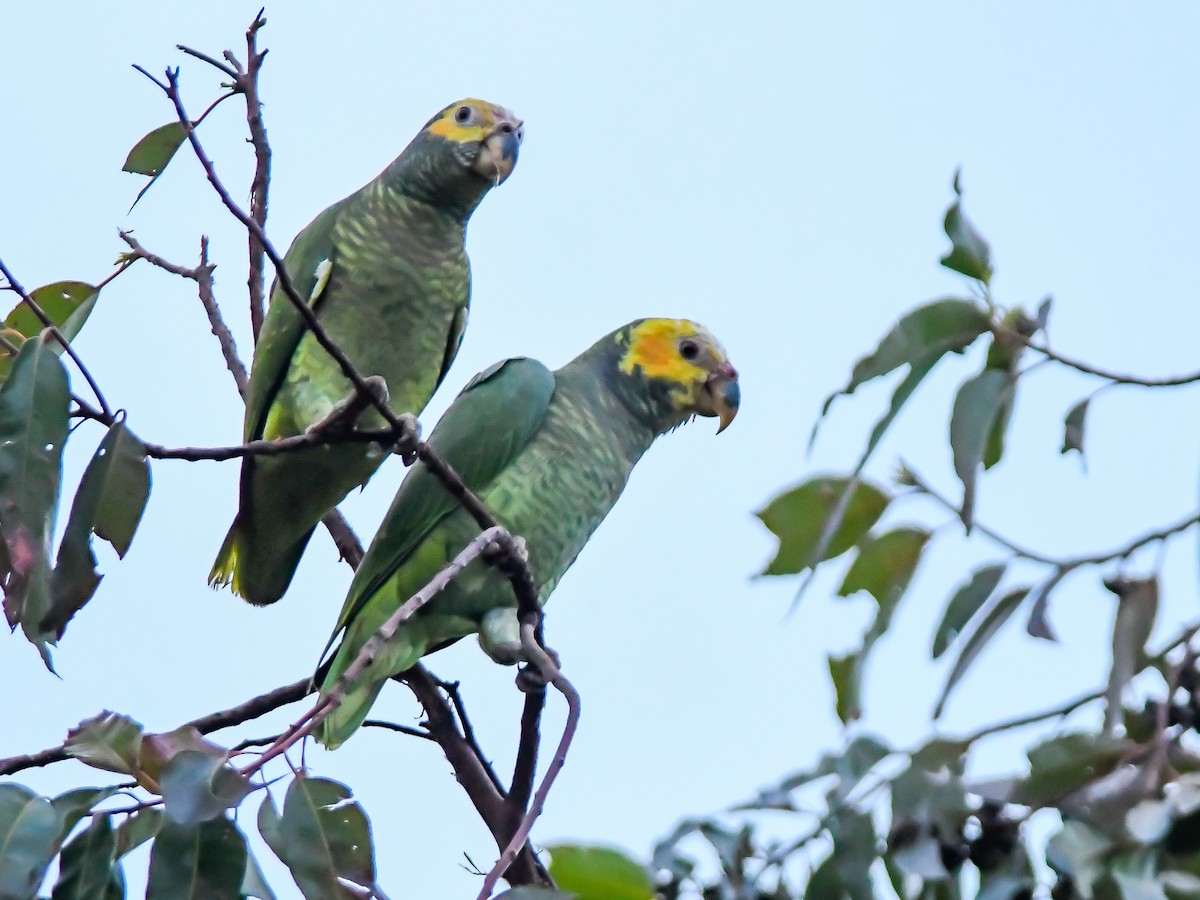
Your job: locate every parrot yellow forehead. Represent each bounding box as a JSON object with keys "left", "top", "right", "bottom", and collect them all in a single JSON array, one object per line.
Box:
[
  {"left": 618, "top": 318, "right": 714, "bottom": 382},
  {"left": 425, "top": 98, "right": 519, "bottom": 143}
]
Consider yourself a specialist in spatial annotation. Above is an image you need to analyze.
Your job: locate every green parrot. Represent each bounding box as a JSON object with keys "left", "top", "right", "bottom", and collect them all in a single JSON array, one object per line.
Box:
[
  {"left": 315, "top": 317, "right": 740, "bottom": 748},
  {"left": 209, "top": 98, "right": 523, "bottom": 606}
]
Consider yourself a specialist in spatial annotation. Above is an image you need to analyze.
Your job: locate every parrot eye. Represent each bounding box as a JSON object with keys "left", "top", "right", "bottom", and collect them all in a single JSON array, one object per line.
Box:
[
  {"left": 454, "top": 105, "right": 473, "bottom": 125},
  {"left": 679, "top": 339, "right": 700, "bottom": 361}
]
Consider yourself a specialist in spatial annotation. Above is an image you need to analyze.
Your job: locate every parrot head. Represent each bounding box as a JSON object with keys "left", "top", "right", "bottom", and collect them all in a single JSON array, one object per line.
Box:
[
  {"left": 610, "top": 318, "right": 740, "bottom": 434},
  {"left": 391, "top": 98, "right": 523, "bottom": 216}
]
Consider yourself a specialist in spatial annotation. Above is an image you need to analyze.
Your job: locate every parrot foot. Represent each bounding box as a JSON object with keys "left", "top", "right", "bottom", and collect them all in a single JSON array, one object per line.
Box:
[
  {"left": 516, "top": 646, "right": 561, "bottom": 693},
  {"left": 305, "top": 375, "right": 390, "bottom": 436},
  {"left": 388, "top": 412, "right": 421, "bottom": 465},
  {"left": 483, "top": 534, "right": 529, "bottom": 575}
]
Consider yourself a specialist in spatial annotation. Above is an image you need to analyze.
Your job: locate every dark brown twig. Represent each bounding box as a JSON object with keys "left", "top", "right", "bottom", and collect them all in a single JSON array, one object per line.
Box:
[
  {"left": 361, "top": 719, "right": 436, "bottom": 742},
  {"left": 119, "top": 231, "right": 248, "bottom": 394},
  {"left": 322, "top": 510, "right": 365, "bottom": 569},
  {"left": 505, "top": 689, "right": 546, "bottom": 844},
  {"left": 478, "top": 622, "right": 580, "bottom": 899},
  {"left": 238, "top": 12, "right": 271, "bottom": 340},
  {"left": 1001, "top": 325, "right": 1200, "bottom": 388}
]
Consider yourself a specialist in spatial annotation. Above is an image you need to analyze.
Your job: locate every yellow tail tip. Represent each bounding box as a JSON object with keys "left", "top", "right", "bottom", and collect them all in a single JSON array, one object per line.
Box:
[{"left": 208, "top": 525, "right": 245, "bottom": 597}]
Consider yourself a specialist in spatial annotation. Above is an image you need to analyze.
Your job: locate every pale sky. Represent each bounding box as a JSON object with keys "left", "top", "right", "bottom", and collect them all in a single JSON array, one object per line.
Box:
[{"left": 2, "top": 2, "right": 1199, "bottom": 897}]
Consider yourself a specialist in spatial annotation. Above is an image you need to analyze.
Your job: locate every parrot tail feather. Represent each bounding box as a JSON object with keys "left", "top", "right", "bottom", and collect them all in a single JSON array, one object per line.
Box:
[{"left": 208, "top": 517, "right": 314, "bottom": 607}]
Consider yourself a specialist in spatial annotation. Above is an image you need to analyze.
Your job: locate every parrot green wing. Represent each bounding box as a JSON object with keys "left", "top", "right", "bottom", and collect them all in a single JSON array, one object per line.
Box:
[
  {"left": 322, "top": 356, "right": 556, "bottom": 655},
  {"left": 242, "top": 201, "right": 345, "bottom": 442}
]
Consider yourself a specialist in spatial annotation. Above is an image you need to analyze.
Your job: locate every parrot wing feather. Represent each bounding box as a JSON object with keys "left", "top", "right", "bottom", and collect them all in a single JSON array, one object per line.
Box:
[
  {"left": 321, "top": 356, "right": 556, "bottom": 657},
  {"left": 243, "top": 201, "right": 345, "bottom": 442}
]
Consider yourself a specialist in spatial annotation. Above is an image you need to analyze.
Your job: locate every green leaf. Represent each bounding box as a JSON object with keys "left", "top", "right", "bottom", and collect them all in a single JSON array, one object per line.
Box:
[
  {"left": 64, "top": 711, "right": 144, "bottom": 778},
  {"left": 932, "top": 563, "right": 1006, "bottom": 658},
  {"left": 46, "top": 420, "right": 151, "bottom": 639},
  {"left": 258, "top": 777, "right": 375, "bottom": 899},
  {"left": 756, "top": 476, "right": 889, "bottom": 576},
  {"left": 495, "top": 891, "right": 575, "bottom": 900},
  {"left": 1012, "top": 733, "right": 1132, "bottom": 807},
  {"left": 949, "top": 368, "right": 1015, "bottom": 529},
  {"left": 934, "top": 588, "right": 1029, "bottom": 718},
  {"left": 146, "top": 816, "right": 247, "bottom": 900},
  {"left": 52, "top": 814, "right": 117, "bottom": 900},
  {"left": 838, "top": 527, "right": 930, "bottom": 612},
  {"left": 0, "top": 783, "right": 60, "bottom": 898},
  {"left": 114, "top": 807, "right": 162, "bottom": 858},
  {"left": 50, "top": 786, "right": 121, "bottom": 847},
  {"left": 160, "top": 750, "right": 251, "bottom": 827},
  {"left": 0, "top": 334, "right": 70, "bottom": 658},
  {"left": 1104, "top": 577, "right": 1159, "bottom": 735},
  {"left": 1063, "top": 397, "right": 1089, "bottom": 457},
  {"left": 123, "top": 122, "right": 189, "bottom": 210},
  {"left": 828, "top": 650, "right": 864, "bottom": 725},
  {"left": 827, "top": 808, "right": 878, "bottom": 900},
  {"left": 240, "top": 848, "right": 277, "bottom": 900},
  {"left": 1046, "top": 819, "right": 1111, "bottom": 884},
  {"left": 547, "top": 844, "right": 654, "bottom": 900},
  {"left": 5, "top": 282, "right": 99, "bottom": 349},
  {"left": 1111, "top": 871, "right": 1170, "bottom": 900},
  {"left": 820, "top": 297, "right": 990, "bottom": 407},
  {"left": 940, "top": 171, "right": 993, "bottom": 283}
]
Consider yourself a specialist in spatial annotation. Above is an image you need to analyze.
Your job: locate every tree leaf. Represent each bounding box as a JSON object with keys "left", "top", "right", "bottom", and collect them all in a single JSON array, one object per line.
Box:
[
  {"left": 146, "top": 816, "right": 247, "bottom": 900},
  {"left": 932, "top": 563, "right": 1006, "bottom": 658},
  {"left": 5, "top": 282, "right": 99, "bottom": 348},
  {"left": 138, "top": 725, "right": 226, "bottom": 787},
  {"left": 828, "top": 650, "right": 864, "bottom": 725},
  {"left": 46, "top": 420, "right": 151, "bottom": 639},
  {"left": 50, "top": 786, "right": 121, "bottom": 848},
  {"left": 934, "top": 588, "right": 1029, "bottom": 718},
  {"left": 838, "top": 527, "right": 930, "bottom": 613},
  {"left": 52, "top": 813, "right": 117, "bottom": 900},
  {"left": 114, "top": 807, "right": 162, "bottom": 858},
  {"left": 949, "top": 368, "right": 1014, "bottom": 529},
  {"left": 123, "top": 122, "right": 189, "bottom": 211},
  {"left": 756, "top": 476, "right": 889, "bottom": 576},
  {"left": 0, "top": 783, "right": 60, "bottom": 898},
  {"left": 818, "top": 297, "right": 990, "bottom": 412},
  {"left": 258, "top": 777, "right": 375, "bottom": 899},
  {"left": 827, "top": 808, "right": 878, "bottom": 900},
  {"left": 64, "top": 711, "right": 144, "bottom": 778},
  {"left": 546, "top": 844, "right": 655, "bottom": 900},
  {"left": 240, "top": 848, "right": 278, "bottom": 900},
  {"left": 1063, "top": 397, "right": 1089, "bottom": 457},
  {"left": 494, "top": 891, "right": 575, "bottom": 900},
  {"left": 940, "top": 171, "right": 993, "bottom": 283},
  {"left": 0, "top": 334, "right": 70, "bottom": 659},
  {"left": 160, "top": 750, "right": 251, "bottom": 827},
  {"left": 1103, "top": 577, "right": 1159, "bottom": 735},
  {"left": 1012, "top": 733, "right": 1132, "bottom": 807}
]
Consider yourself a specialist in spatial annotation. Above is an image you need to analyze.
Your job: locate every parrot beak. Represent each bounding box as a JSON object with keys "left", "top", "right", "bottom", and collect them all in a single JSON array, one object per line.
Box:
[
  {"left": 699, "top": 362, "right": 740, "bottom": 434},
  {"left": 474, "top": 116, "right": 523, "bottom": 185}
]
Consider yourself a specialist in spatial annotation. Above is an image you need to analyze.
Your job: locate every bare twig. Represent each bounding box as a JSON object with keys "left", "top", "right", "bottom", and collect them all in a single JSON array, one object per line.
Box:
[
  {"left": 322, "top": 510, "right": 365, "bottom": 569},
  {"left": 404, "top": 667, "right": 551, "bottom": 886},
  {"left": 436, "top": 677, "right": 506, "bottom": 794},
  {"left": 361, "top": 719, "right": 436, "bottom": 741},
  {"left": 119, "top": 231, "right": 248, "bottom": 394},
  {"left": 0, "top": 257, "right": 113, "bottom": 418},
  {"left": 238, "top": 527, "right": 515, "bottom": 778},
  {"left": 238, "top": 11, "right": 271, "bottom": 340},
  {"left": 1003, "top": 326, "right": 1200, "bottom": 387},
  {"left": 478, "top": 622, "right": 580, "bottom": 899},
  {"left": 505, "top": 688, "right": 546, "bottom": 844},
  {"left": 0, "top": 676, "right": 312, "bottom": 776}
]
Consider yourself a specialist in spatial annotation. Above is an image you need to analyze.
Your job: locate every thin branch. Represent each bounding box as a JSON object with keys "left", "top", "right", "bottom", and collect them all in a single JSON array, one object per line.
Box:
[
  {"left": 141, "top": 427, "right": 398, "bottom": 461},
  {"left": 119, "top": 231, "right": 248, "bottom": 395},
  {"left": 905, "top": 463, "right": 1200, "bottom": 571},
  {"left": 238, "top": 527, "right": 515, "bottom": 778},
  {"left": 437, "top": 677, "right": 506, "bottom": 794},
  {"left": 478, "top": 622, "right": 581, "bottom": 899},
  {"left": 322, "top": 510, "right": 365, "bottom": 569},
  {"left": 0, "top": 256, "right": 113, "bottom": 418},
  {"left": 361, "top": 719, "right": 436, "bottom": 742},
  {"left": 238, "top": 11, "right": 271, "bottom": 340},
  {"left": 505, "top": 688, "right": 546, "bottom": 844},
  {"left": 176, "top": 44, "right": 238, "bottom": 79},
  {"left": 1006, "top": 327, "right": 1200, "bottom": 388},
  {"left": 404, "top": 667, "right": 551, "bottom": 886},
  {"left": 0, "top": 676, "right": 312, "bottom": 777}
]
